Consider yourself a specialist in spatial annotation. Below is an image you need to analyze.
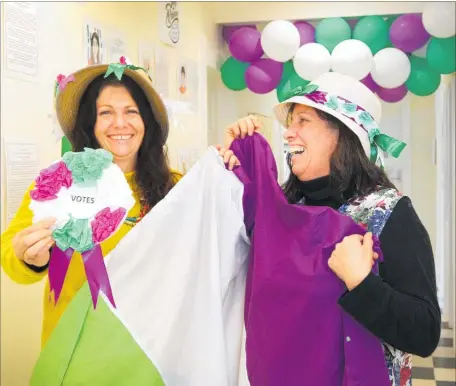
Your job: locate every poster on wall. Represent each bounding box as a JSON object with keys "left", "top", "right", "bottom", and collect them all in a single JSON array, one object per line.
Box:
[
  {"left": 3, "top": 2, "right": 38, "bottom": 80},
  {"left": 138, "top": 42, "right": 155, "bottom": 81},
  {"left": 85, "top": 23, "right": 104, "bottom": 65},
  {"left": 108, "top": 33, "right": 126, "bottom": 63},
  {"left": 177, "top": 59, "right": 198, "bottom": 114},
  {"left": 154, "top": 45, "right": 171, "bottom": 99},
  {"left": 3, "top": 138, "right": 40, "bottom": 224},
  {"left": 158, "top": 1, "right": 180, "bottom": 47}
]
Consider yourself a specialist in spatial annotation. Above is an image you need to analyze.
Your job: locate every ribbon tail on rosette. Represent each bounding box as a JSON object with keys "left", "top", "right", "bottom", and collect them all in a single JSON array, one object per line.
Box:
[
  {"left": 48, "top": 247, "right": 74, "bottom": 304},
  {"left": 81, "top": 244, "right": 116, "bottom": 309}
]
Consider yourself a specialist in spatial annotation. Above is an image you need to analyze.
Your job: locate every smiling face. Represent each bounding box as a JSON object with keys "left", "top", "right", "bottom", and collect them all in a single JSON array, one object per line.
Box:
[
  {"left": 283, "top": 104, "right": 339, "bottom": 181},
  {"left": 94, "top": 85, "right": 145, "bottom": 173}
]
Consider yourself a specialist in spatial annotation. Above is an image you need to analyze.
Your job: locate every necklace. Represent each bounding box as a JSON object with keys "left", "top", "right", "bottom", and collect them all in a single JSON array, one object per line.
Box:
[{"left": 125, "top": 197, "right": 150, "bottom": 227}]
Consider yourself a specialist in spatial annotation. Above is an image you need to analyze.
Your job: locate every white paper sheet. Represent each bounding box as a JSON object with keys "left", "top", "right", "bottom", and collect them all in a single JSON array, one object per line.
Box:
[
  {"left": 138, "top": 41, "right": 155, "bottom": 81},
  {"left": 3, "top": 2, "right": 38, "bottom": 78},
  {"left": 108, "top": 34, "right": 125, "bottom": 63},
  {"left": 3, "top": 139, "right": 40, "bottom": 223},
  {"left": 154, "top": 45, "right": 171, "bottom": 99}
]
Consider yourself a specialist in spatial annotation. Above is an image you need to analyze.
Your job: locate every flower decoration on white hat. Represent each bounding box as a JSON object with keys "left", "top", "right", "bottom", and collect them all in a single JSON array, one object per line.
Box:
[{"left": 280, "top": 83, "right": 406, "bottom": 165}]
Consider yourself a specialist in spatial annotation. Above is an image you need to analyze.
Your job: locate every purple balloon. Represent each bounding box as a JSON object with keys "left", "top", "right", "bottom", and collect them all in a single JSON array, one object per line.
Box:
[
  {"left": 245, "top": 59, "right": 283, "bottom": 94},
  {"left": 360, "top": 74, "right": 379, "bottom": 93},
  {"left": 294, "top": 21, "right": 316, "bottom": 46},
  {"left": 222, "top": 24, "right": 257, "bottom": 44},
  {"left": 229, "top": 27, "right": 264, "bottom": 62},
  {"left": 377, "top": 84, "right": 408, "bottom": 103},
  {"left": 390, "top": 13, "right": 430, "bottom": 53},
  {"left": 347, "top": 19, "right": 359, "bottom": 29}
]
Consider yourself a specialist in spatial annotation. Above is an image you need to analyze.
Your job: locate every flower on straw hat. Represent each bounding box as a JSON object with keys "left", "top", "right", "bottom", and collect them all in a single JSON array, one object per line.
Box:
[{"left": 54, "top": 56, "right": 169, "bottom": 141}]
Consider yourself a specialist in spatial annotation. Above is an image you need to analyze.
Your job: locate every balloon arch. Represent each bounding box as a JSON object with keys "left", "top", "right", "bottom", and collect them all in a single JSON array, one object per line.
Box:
[{"left": 220, "top": 3, "right": 455, "bottom": 104}]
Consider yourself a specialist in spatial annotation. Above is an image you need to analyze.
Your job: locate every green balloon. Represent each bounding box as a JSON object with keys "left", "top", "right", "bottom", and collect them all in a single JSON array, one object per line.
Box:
[
  {"left": 277, "top": 60, "right": 295, "bottom": 89},
  {"left": 276, "top": 69, "right": 309, "bottom": 103},
  {"left": 353, "top": 16, "right": 389, "bottom": 54},
  {"left": 220, "top": 57, "right": 249, "bottom": 91},
  {"left": 427, "top": 37, "right": 456, "bottom": 75},
  {"left": 315, "top": 17, "right": 351, "bottom": 53},
  {"left": 384, "top": 16, "right": 397, "bottom": 48},
  {"left": 385, "top": 15, "right": 398, "bottom": 29},
  {"left": 406, "top": 56, "right": 441, "bottom": 97}
]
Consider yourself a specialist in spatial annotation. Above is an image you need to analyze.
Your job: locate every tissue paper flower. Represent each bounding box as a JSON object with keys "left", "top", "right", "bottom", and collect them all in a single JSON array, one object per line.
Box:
[
  {"left": 91, "top": 207, "right": 127, "bottom": 243},
  {"left": 30, "top": 161, "right": 73, "bottom": 202},
  {"left": 63, "top": 148, "right": 113, "bottom": 186},
  {"left": 305, "top": 91, "right": 328, "bottom": 105},
  {"left": 52, "top": 217, "right": 94, "bottom": 253}
]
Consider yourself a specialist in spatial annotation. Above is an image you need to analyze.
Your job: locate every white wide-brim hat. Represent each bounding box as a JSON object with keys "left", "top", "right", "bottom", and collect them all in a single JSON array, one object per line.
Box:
[{"left": 274, "top": 72, "right": 405, "bottom": 165}]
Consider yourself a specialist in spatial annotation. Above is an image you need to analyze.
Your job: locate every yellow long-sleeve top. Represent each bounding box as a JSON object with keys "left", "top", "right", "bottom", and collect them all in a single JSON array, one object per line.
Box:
[{"left": 1, "top": 170, "right": 182, "bottom": 348}]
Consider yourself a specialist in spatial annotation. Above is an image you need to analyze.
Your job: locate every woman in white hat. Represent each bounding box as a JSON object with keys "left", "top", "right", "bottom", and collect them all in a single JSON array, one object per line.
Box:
[{"left": 220, "top": 71, "right": 440, "bottom": 385}]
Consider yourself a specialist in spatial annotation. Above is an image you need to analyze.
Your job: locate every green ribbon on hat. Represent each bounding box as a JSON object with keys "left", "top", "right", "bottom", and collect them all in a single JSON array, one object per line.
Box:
[
  {"left": 282, "top": 83, "right": 319, "bottom": 100},
  {"left": 369, "top": 127, "right": 407, "bottom": 163},
  {"left": 104, "top": 61, "right": 147, "bottom": 81}
]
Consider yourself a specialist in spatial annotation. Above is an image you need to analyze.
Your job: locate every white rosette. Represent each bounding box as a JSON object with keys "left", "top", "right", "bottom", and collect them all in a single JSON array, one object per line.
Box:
[{"left": 30, "top": 159, "right": 135, "bottom": 239}]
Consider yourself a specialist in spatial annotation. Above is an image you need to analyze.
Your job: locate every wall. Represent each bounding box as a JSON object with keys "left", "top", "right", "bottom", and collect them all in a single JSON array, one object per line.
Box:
[
  {"left": 0, "top": 2, "right": 216, "bottom": 385},
  {"left": 209, "top": 1, "right": 427, "bottom": 24},
  {"left": 409, "top": 95, "right": 437, "bottom": 248}
]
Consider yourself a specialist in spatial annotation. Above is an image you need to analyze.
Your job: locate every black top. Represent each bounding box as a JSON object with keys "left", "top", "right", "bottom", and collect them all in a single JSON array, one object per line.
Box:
[{"left": 297, "top": 176, "right": 441, "bottom": 358}]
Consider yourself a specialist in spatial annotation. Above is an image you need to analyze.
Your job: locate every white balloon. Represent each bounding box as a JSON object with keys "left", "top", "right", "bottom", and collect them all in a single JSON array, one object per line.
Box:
[
  {"left": 293, "top": 43, "right": 331, "bottom": 81},
  {"left": 423, "top": 2, "right": 456, "bottom": 38},
  {"left": 412, "top": 40, "right": 430, "bottom": 58},
  {"left": 331, "top": 40, "right": 373, "bottom": 80},
  {"left": 261, "top": 20, "right": 300, "bottom": 62},
  {"left": 371, "top": 48, "right": 411, "bottom": 88}
]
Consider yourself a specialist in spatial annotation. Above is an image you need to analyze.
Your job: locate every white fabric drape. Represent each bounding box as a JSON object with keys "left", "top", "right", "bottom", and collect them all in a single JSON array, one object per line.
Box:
[{"left": 103, "top": 148, "right": 251, "bottom": 386}]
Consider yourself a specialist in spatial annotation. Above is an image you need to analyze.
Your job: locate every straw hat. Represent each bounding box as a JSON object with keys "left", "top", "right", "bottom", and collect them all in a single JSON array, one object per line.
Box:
[
  {"left": 274, "top": 72, "right": 406, "bottom": 165},
  {"left": 54, "top": 57, "right": 168, "bottom": 142}
]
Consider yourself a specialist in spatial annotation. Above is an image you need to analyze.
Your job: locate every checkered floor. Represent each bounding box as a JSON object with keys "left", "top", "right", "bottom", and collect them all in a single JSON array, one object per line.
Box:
[{"left": 413, "top": 322, "right": 455, "bottom": 386}]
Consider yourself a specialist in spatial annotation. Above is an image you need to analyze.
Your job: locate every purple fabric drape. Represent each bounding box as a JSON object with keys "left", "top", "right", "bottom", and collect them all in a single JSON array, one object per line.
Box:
[{"left": 231, "top": 134, "right": 390, "bottom": 386}]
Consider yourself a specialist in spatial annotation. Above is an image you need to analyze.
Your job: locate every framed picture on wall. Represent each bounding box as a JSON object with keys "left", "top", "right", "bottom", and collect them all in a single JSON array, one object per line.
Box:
[
  {"left": 158, "top": 2, "right": 180, "bottom": 47},
  {"left": 138, "top": 42, "right": 155, "bottom": 81},
  {"left": 85, "top": 23, "right": 104, "bottom": 65},
  {"left": 177, "top": 59, "right": 199, "bottom": 114}
]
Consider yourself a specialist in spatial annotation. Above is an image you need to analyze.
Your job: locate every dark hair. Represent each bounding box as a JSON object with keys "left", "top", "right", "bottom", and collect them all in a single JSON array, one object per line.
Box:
[
  {"left": 90, "top": 32, "right": 100, "bottom": 63},
  {"left": 90, "top": 32, "right": 100, "bottom": 46},
  {"left": 180, "top": 66, "right": 186, "bottom": 76},
  {"left": 70, "top": 74, "right": 176, "bottom": 211},
  {"left": 282, "top": 104, "right": 396, "bottom": 204}
]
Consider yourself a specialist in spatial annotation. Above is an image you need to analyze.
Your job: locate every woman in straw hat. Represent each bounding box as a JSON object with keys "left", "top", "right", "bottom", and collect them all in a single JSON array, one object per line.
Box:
[
  {"left": 220, "top": 71, "right": 440, "bottom": 385},
  {"left": 0, "top": 57, "right": 239, "bottom": 348}
]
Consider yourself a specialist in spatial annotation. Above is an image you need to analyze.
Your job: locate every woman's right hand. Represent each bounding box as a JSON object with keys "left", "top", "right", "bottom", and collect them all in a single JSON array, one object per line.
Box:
[
  {"left": 223, "top": 115, "right": 263, "bottom": 149},
  {"left": 12, "top": 217, "right": 56, "bottom": 267}
]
